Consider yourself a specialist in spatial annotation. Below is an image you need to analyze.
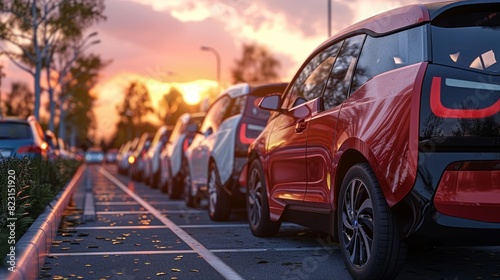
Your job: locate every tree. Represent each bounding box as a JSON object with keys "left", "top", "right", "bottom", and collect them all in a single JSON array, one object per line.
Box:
[
  {"left": 59, "top": 53, "right": 108, "bottom": 147},
  {"left": 45, "top": 32, "right": 101, "bottom": 132},
  {"left": 0, "top": 0, "right": 106, "bottom": 120},
  {"left": 156, "top": 87, "right": 198, "bottom": 126},
  {"left": 231, "top": 43, "right": 281, "bottom": 83},
  {"left": 115, "top": 81, "right": 155, "bottom": 140},
  {"left": 2, "top": 81, "right": 34, "bottom": 119}
]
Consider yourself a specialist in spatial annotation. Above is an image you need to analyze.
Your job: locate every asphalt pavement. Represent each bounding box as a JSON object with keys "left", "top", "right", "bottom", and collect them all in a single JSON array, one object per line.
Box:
[{"left": 38, "top": 164, "right": 500, "bottom": 280}]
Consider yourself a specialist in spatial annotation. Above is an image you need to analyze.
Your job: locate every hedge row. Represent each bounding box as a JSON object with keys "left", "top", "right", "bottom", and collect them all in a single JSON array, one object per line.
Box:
[{"left": 0, "top": 157, "right": 81, "bottom": 259}]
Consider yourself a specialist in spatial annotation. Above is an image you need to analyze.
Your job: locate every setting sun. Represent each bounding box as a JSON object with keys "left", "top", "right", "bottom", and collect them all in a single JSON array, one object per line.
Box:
[
  {"left": 179, "top": 84, "right": 201, "bottom": 105},
  {"left": 178, "top": 82, "right": 209, "bottom": 105}
]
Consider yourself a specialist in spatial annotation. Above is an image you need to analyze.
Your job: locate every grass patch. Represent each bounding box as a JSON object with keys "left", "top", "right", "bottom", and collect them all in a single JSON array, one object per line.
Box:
[{"left": 0, "top": 157, "right": 81, "bottom": 259}]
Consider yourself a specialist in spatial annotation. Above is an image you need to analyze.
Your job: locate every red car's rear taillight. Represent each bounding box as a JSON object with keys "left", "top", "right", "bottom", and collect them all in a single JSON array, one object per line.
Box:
[
  {"left": 17, "top": 144, "right": 42, "bottom": 154},
  {"left": 430, "top": 77, "right": 500, "bottom": 119},
  {"left": 183, "top": 138, "right": 190, "bottom": 152},
  {"left": 238, "top": 123, "right": 256, "bottom": 145}
]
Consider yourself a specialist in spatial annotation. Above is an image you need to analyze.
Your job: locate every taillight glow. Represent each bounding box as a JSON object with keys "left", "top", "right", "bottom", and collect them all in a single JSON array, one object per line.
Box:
[
  {"left": 239, "top": 123, "right": 256, "bottom": 145},
  {"left": 128, "top": 156, "right": 135, "bottom": 164},
  {"left": 17, "top": 145, "right": 43, "bottom": 154},
  {"left": 430, "top": 77, "right": 500, "bottom": 118},
  {"left": 446, "top": 161, "right": 500, "bottom": 171}
]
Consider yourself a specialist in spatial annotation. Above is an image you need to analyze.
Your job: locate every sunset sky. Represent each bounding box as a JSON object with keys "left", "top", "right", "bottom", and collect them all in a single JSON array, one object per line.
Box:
[{"left": 1, "top": 0, "right": 435, "bottom": 142}]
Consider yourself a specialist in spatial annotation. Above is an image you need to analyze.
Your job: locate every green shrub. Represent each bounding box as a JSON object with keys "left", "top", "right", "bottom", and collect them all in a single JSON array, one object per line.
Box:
[{"left": 0, "top": 157, "right": 81, "bottom": 258}]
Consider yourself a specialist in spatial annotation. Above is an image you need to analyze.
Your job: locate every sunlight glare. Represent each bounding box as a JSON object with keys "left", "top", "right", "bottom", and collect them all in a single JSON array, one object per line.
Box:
[{"left": 178, "top": 83, "right": 203, "bottom": 105}]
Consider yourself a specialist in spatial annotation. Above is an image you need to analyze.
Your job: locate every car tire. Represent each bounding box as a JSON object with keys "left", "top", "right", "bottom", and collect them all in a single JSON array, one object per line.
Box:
[
  {"left": 338, "top": 163, "right": 406, "bottom": 280},
  {"left": 144, "top": 169, "right": 151, "bottom": 186},
  {"left": 247, "top": 160, "right": 281, "bottom": 237},
  {"left": 160, "top": 172, "right": 170, "bottom": 193},
  {"left": 208, "top": 162, "right": 231, "bottom": 221},
  {"left": 183, "top": 159, "right": 195, "bottom": 208},
  {"left": 168, "top": 174, "right": 182, "bottom": 199},
  {"left": 151, "top": 170, "right": 160, "bottom": 189}
]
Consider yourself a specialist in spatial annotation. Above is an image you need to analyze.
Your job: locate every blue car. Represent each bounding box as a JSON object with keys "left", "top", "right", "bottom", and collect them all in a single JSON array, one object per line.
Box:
[{"left": 0, "top": 116, "right": 49, "bottom": 160}]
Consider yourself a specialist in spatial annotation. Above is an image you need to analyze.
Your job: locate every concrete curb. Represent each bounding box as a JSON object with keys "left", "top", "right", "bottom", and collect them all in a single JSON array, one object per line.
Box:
[{"left": 1, "top": 164, "right": 85, "bottom": 280}]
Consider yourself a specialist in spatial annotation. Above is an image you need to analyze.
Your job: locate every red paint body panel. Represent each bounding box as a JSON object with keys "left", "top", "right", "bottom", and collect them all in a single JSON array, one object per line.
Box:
[
  {"left": 265, "top": 103, "right": 311, "bottom": 219},
  {"left": 334, "top": 63, "right": 425, "bottom": 207},
  {"left": 434, "top": 169, "right": 500, "bottom": 223},
  {"left": 303, "top": 99, "right": 341, "bottom": 209}
]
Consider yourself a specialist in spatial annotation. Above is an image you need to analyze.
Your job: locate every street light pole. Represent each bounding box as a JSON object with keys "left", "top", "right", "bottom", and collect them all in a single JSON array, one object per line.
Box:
[
  {"left": 200, "top": 46, "right": 221, "bottom": 95},
  {"left": 0, "top": 65, "right": 5, "bottom": 116},
  {"left": 328, "top": 0, "right": 332, "bottom": 38}
]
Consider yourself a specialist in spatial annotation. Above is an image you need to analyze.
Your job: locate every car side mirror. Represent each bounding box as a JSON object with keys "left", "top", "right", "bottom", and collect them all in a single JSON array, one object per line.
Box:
[
  {"left": 259, "top": 95, "right": 282, "bottom": 111},
  {"left": 203, "top": 127, "right": 213, "bottom": 137}
]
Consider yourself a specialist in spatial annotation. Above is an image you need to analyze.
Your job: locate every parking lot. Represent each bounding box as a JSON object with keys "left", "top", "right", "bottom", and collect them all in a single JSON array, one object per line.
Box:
[{"left": 40, "top": 164, "right": 500, "bottom": 279}]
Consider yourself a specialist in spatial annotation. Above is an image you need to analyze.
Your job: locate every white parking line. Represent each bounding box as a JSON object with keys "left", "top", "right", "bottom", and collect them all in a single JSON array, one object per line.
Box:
[
  {"left": 71, "top": 224, "right": 249, "bottom": 230},
  {"left": 99, "top": 167, "right": 245, "bottom": 280},
  {"left": 96, "top": 210, "right": 207, "bottom": 215},
  {"left": 49, "top": 246, "right": 335, "bottom": 257},
  {"left": 71, "top": 225, "right": 170, "bottom": 230},
  {"left": 95, "top": 201, "right": 183, "bottom": 205},
  {"left": 95, "top": 201, "right": 139, "bottom": 205}
]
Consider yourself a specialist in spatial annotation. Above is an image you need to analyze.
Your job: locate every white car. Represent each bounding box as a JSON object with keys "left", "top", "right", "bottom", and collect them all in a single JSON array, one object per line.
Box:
[
  {"left": 143, "top": 125, "right": 171, "bottom": 188},
  {"left": 185, "top": 82, "right": 287, "bottom": 220},
  {"left": 159, "top": 112, "right": 205, "bottom": 199}
]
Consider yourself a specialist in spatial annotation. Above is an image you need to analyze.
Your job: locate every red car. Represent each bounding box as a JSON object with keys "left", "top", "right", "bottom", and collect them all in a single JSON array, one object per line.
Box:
[{"left": 245, "top": 1, "right": 500, "bottom": 279}]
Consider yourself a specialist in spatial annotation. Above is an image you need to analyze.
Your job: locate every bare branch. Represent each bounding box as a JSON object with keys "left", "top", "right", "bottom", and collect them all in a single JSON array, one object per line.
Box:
[{"left": 0, "top": 49, "right": 35, "bottom": 75}]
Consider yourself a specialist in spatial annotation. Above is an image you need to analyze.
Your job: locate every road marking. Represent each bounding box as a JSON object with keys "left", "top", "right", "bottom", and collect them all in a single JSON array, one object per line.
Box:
[
  {"left": 95, "top": 201, "right": 182, "bottom": 206},
  {"left": 71, "top": 225, "right": 170, "bottom": 230},
  {"left": 96, "top": 210, "right": 207, "bottom": 215},
  {"left": 49, "top": 246, "right": 335, "bottom": 257},
  {"left": 99, "top": 167, "right": 245, "bottom": 280},
  {"left": 84, "top": 192, "right": 96, "bottom": 221},
  {"left": 50, "top": 250, "right": 194, "bottom": 257},
  {"left": 95, "top": 201, "right": 139, "bottom": 205},
  {"left": 70, "top": 224, "right": 249, "bottom": 230}
]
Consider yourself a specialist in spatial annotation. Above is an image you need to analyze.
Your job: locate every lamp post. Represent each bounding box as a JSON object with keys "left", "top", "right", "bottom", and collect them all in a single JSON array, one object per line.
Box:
[
  {"left": 327, "top": 0, "right": 331, "bottom": 37},
  {"left": 0, "top": 65, "right": 4, "bottom": 116},
  {"left": 200, "top": 45, "right": 221, "bottom": 95}
]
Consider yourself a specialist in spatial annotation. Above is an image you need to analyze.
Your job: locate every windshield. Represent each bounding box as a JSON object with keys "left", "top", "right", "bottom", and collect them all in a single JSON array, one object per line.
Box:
[{"left": 431, "top": 5, "right": 500, "bottom": 73}]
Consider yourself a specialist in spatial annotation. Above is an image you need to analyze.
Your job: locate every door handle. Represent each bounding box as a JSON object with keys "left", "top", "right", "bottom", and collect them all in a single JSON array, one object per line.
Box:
[{"left": 295, "top": 120, "right": 307, "bottom": 133}]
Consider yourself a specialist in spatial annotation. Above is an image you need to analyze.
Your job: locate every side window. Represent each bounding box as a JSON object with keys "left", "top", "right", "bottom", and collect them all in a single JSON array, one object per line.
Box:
[
  {"left": 229, "top": 95, "right": 247, "bottom": 117},
  {"left": 285, "top": 42, "right": 342, "bottom": 109},
  {"left": 201, "top": 95, "right": 233, "bottom": 133},
  {"left": 323, "top": 35, "right": 365, "bottom": 110},
  {"left": 351, "top": 26, "right": 426, "bottom": 93}
]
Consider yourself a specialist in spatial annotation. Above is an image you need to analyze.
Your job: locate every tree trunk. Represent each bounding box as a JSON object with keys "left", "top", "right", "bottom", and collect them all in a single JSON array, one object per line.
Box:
[
  {"left": 32, "top": 0, "right": 42, "bottom": 120},
  {"left": 46, "top": 66, "right": 56, "bottom": 131},
  {"left": 59, "top": 104, "right": 67, "bottom": 142}
]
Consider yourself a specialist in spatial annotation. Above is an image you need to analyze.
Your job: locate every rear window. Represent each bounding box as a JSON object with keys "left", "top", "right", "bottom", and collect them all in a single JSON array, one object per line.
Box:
[
  {"left": 352, "top": 26, "right": 426, "bottom": 93},
  {"left": 0, "top": 122, "right": 33, "bottom": 139},
  {"left": 431, "top": 4, "right": 500, "bottom": 73}
]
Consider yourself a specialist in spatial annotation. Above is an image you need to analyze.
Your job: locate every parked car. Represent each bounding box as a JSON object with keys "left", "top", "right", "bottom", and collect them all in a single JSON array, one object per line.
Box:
[
  {"left": 117, "top": 138, "right": 138, "bottom": 175},
  {"left": 186, "top": 82, "right": 288, "bottom": 219},
  {"left": 244, "top": 1, "right": 500, "bottom": 279},
  {"left": 143, "top": 125, "right": 171, "bottom": 188},
  {"left": 160, "top": 112, "right": 205, "bottom": 199},
  {"left": 85, "top": 147, "right": 104, "bottom": 164},
  {"left": 129, "top": 133, "right": 152, "bottom": 181},
  {"left": 0, "top": 115, "right": 49, "bottom": 160},
  {"left": 57, "top": 138, "right": 74, "bottom": 160},
  {"left": 105, "top": 148, "right": 119, "bottom": 163},
  {"left": 44, "top": 130, "right": 60, "bottom": 161}
]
